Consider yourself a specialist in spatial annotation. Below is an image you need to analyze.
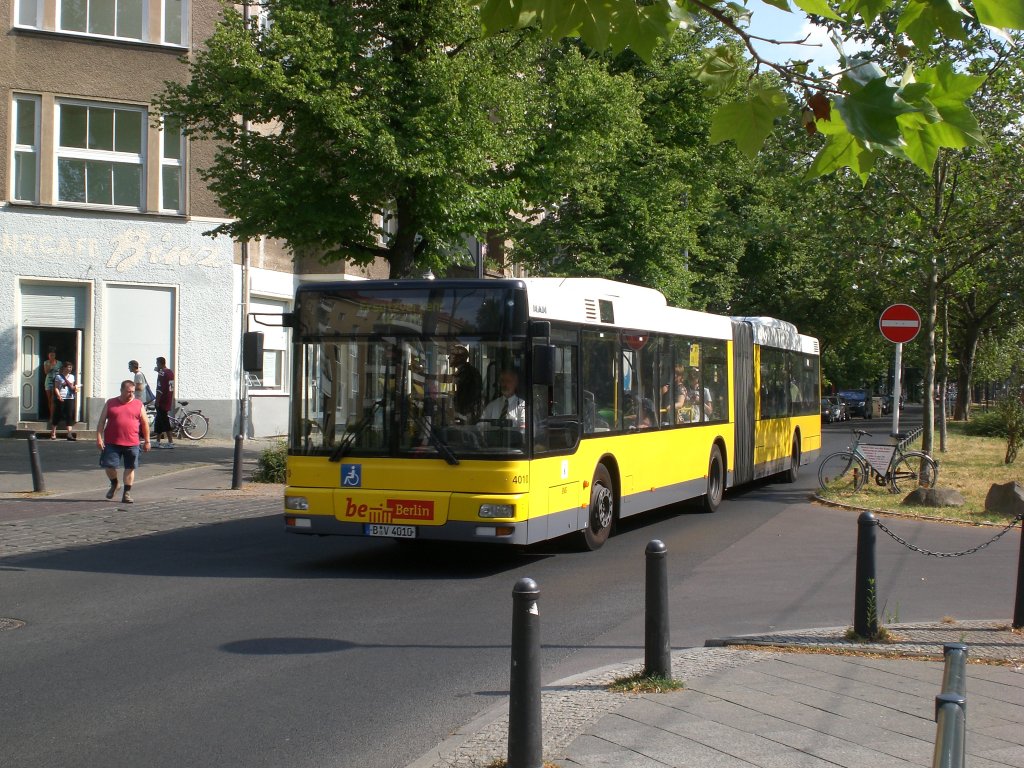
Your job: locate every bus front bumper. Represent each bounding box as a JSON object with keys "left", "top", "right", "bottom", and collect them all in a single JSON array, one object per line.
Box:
[{"left": 284, "top": 514, "right": 531, "bottom": 545}]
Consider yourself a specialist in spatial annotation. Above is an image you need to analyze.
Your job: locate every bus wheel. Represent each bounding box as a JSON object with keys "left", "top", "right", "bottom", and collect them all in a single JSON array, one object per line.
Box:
[
  {"left": 783, "top": 435, "right": 801, "bottom": 483},
  {"left": 702, "top": 445, "right": 724, "bottom": 513},
  {"left": 581, "top": 465, "right": 614, "bottom": 551}
]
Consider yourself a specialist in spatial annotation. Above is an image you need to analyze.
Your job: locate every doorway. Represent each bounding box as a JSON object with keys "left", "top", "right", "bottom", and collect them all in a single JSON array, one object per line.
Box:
[{"left": 22, "top": 328, "right": 82, "bottom": 421}]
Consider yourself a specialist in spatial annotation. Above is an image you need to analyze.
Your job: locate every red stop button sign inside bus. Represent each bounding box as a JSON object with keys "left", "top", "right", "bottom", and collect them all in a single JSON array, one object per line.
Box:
[{"left": 879, "top": 304, "right": 921, "bottom": 343}]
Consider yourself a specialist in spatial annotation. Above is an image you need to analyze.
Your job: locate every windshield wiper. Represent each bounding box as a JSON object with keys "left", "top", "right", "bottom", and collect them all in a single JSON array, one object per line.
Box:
[
  {"left": 330, "top": 399, "right": 383, "bottom": 463},
  {"left": 413, "top": 413, "right": 460, "bottom": 465}
]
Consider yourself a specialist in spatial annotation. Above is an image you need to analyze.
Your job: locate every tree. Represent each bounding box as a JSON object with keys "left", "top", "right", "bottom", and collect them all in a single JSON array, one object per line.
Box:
[
  {"left": 477, "top": 1, "right": 1024, "bottom": 179},
  {"left": 159, "top": 0, "right": 545, "bottom": 277},
  {"left": 508, "top": 28, "right": 753, "bottom": 308}
]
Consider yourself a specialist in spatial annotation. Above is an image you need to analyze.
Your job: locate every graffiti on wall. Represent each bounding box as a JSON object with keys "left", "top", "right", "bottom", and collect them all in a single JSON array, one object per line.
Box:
[{"left": 1, "top": 228, "right": 227, "bottom": 273}]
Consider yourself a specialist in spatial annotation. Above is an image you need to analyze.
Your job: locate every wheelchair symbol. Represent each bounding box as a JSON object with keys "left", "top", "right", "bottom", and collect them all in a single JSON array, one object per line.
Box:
[{"left": 341, "top": 464, "right": 361, "bottom": 487}]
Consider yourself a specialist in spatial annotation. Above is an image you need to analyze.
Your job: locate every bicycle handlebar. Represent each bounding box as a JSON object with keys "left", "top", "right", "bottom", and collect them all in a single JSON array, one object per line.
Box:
[{"left": 853, "top": 429, "right": 872, "bottom": 437}]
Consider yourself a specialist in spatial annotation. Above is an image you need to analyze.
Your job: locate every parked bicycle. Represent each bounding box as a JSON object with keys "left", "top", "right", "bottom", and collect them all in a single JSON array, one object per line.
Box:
[
  {"left": 818, "top": 428, "right": 938, "bottom": 493},
  {"left": 145, "top": 400, "right": 210, "bottom": 440}
]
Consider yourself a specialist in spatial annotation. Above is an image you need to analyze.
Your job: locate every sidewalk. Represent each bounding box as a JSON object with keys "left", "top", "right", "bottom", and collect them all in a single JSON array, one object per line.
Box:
[
  {"left": 410, "top": 623, "right": 1024, "bottom": 768},
  {"left": 0, "top": 436, "right": 282, "bottom": 557}
]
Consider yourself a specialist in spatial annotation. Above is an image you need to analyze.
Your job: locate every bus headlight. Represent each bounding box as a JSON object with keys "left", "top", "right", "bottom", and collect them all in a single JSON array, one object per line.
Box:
[
  {"left": 478, "top": 503, "right": 514, "bottom": 519},
  {"left": 285, "top": 496, "right": 310, "bottom": 511}
]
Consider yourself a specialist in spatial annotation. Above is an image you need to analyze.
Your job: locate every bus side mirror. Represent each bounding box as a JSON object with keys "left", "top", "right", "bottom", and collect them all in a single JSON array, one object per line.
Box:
[{"left": 532, "top": 345, "right": 556, "bottom": 387}]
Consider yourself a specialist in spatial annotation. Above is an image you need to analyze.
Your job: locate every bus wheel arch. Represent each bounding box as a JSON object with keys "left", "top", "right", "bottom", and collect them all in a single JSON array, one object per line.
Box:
[
  {"left": 702, "top": 442, "right": 726, "bottom": 514},
  {"left": 581, "top": 459, "right": 617, "bottom": 551},
  {"left": 783, "top": 429, "right": 801, "bottom": 483}
]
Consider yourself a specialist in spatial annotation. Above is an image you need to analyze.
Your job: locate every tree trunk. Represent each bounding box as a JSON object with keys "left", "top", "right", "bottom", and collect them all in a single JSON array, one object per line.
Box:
[
  {"left": 939, "top": 290, "right": 948, "bottom": 452},
  {"left": 922, "top": 255, "right": 938, "bottom": 456},
  {"left": 954, "top": 326, "right": 981, "bottom": 421},
  {"left": 387, "top": 194, "right": 420, "bottom": 278}
]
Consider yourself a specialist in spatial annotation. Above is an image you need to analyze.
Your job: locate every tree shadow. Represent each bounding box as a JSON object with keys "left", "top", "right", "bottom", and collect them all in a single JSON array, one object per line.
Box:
[{"left": 1, "top": 514, "right": 552, "bottom": 580}]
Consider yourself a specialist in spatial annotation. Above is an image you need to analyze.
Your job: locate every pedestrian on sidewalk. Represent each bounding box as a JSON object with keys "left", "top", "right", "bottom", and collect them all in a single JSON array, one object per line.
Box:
[
  {"left": 50, "top": 362, "right": 79, "bottom": 440},
  {"left": 96, "top": 380, "right": 151, "bottom": 504},
  {"left": 43, "top": 347, "right": 62, "bottom": 423},
  {"left": 153, "top": 356, "right": 175, "bottom": 449},
  {"left": 129, "top": 360, "right": 155, "bottom": 404}
]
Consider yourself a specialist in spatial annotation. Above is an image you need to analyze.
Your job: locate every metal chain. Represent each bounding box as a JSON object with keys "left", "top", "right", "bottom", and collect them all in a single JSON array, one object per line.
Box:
[{"left": 875, "top": 513, "right": 1023, "bottom": 557}]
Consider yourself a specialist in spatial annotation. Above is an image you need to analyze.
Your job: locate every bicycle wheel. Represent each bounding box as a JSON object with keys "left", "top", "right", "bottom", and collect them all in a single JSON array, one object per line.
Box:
[
  {"left": 818, "top": 452, "right": 867, "bottom": 492},
  {"left": 180, "top": 412, "right": 209, "bottom": 440},
  {"left": 890, "top": 452, "right": 938, "bottom": 493}
]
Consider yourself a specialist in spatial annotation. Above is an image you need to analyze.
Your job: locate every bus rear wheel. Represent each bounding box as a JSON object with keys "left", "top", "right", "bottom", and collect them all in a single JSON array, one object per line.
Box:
[
  {"left": 581, "top": 465, "right": 614, "bottom": 551},
  {"left": 702, "top": 445, "right": 724, "bottom": 513},
  {"left": 783, "top": 435, "right": 800, "bottom": 483}
]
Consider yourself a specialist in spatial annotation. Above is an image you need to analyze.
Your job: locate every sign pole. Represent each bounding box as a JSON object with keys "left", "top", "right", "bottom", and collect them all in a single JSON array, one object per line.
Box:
[{"left": 891, "top": 342, "right": 902, "bottom": 438}]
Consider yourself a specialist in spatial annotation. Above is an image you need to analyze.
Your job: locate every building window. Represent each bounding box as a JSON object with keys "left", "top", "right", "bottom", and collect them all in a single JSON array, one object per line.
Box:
[
  {"left": 15, "top": 0, "right": 187, "bottom": 45},
  {"left": 248, "top": 297, "right": 291, "bottom": 392},
  {"left": 163, "top": 0, "right": 185, "bottom": 44},
  {"left": 12, "top": 96, "right": 40, "bottom": 203},
  {"left": 59, "top": 0, "right": 145, "bottom": 40},
  {"left": 16, "top": 0, "right": 41, "bottom": 27},
  {"left": 160, "top": 115, "right": 184, "bottom": 212},
  {"left": 56, "top": 101, "right": 145, "bottom": 209}
]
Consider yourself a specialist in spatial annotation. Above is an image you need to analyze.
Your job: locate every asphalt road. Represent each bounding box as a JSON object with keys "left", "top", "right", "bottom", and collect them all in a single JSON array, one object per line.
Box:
[{"left": 1, "top": 414, "right": 1019, "bottom": 768}]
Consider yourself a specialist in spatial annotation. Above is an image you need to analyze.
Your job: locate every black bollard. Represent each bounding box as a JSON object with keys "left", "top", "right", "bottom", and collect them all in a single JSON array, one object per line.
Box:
[
  {"left": 1013, "top": 518, "right": 1024, "bottom": 629},
  {"left": 644, "top": 539, "right": 671, "bottom": 678},
  {"left": 508, "top": 577, "right": 542, "bottom": 768},
  {"left": 231, "top": 434, "right": 245, "bottom": 490},
  {"left": 27, "top": 434, "right": 45, "bottom": 492},
  {"left": 853, "top": 511, "right": 878, "bottom": 638}
]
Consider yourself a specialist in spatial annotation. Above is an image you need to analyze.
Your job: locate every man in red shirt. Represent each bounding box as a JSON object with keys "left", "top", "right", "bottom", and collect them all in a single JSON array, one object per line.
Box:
[
  {"left": 96, "top": 380, "right": 151, "bottom": 504},
  {"left": 153, "top": 356, "right": 176, "bottom": 449}
]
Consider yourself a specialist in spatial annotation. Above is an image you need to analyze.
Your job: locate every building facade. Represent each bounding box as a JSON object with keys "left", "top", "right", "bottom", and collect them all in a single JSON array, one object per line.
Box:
[{"left": 0, "top": 0, "right": 391, "bottom": 438}]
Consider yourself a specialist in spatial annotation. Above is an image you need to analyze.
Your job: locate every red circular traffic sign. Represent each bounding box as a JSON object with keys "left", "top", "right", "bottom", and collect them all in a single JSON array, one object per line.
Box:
[{"left": 879, "top": 304, "right": 921, "bottom": 343}]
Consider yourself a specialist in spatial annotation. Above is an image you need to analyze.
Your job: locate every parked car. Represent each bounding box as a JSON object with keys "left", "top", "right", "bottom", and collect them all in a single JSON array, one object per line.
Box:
[
  {"left": 837, "top": 388, "right": 873, "bottom": 418},
  {"left": 821, "top": 396, "right": 848, "bottom": 423}
]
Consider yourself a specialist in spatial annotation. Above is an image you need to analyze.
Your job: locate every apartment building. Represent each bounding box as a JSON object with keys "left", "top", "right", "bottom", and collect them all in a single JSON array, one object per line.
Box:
[{"left": 0, "top": 0, "right": 388, "bottom": 439}]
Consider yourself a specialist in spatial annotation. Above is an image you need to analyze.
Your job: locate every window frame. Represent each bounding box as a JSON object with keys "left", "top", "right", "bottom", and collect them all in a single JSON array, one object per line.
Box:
[
  {"left": 14, "top": 0, "right": 188, "bottom": 48},
  {"left": 159, "top": 114, "right": 185, "bottom": 213},
  {"left": 54, "top": 99, "right": 147, "bottom": 211},
  {"left": 11, "top": 94, "right": 41, "bottom": 203}
]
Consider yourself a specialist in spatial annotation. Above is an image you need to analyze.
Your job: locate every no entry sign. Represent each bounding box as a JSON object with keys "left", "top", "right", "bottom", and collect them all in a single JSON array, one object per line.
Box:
[{"left": 879, "top": 304, "right": 921, "bottom": 343}]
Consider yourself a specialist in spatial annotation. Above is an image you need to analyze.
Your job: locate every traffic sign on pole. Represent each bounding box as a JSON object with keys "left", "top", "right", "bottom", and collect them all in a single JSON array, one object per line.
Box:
[{"left": 879, "top": 304, "right": 921, "bottom": 344}]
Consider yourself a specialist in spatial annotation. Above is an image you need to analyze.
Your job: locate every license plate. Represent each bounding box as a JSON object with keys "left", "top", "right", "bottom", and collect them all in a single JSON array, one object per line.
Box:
[{"left": 364, "top": 523, "right": 416, "bottom": 539}]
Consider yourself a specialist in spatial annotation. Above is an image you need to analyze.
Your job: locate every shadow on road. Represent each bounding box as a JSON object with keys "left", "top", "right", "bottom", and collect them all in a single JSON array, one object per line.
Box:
[{"left": 1, "top": 515, "right": 553, "bottom": 580}]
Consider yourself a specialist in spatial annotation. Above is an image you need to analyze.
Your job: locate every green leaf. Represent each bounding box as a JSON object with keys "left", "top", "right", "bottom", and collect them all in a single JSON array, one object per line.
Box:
[
  {"left": 793, "top": 0, "right": 843, "bottom": 21},
  {"left": 709, "top": 86, "right": 789, "bottom": 158},
  {"left": 836, "top": 76, "right": 919, "bottom": 147},
  {"left": 478, "top": 0, "right": 522, "bottom": 34},
  {"left": 897, "top": 0, "right": 968, "bottom": 49},
  {"left": 761, "top": 0, "right": 792, "bottom": 11},
  {"left": 972, "top": 0, "right": 1024, "bottom": 28},
  {"left": 695, "top": 46, "right": 742, "bottom": 98},
  {"left": 841, "top": 0, "right": 889, "bottom": 24},
  {"left": 805, "top": 115, "right": 877, "bottom": 182}
]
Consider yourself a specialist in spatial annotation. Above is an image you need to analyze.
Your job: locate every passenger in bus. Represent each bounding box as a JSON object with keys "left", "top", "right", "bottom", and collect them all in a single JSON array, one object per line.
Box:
[
  {"left": 446, "top": 344, "right": 482, "bottom": 422},
  {"left": 480, "top": 369, "right": 526, "bottom": 427},
  {"left": 686, "top": 367, "right": 713, "bottom": 421}
]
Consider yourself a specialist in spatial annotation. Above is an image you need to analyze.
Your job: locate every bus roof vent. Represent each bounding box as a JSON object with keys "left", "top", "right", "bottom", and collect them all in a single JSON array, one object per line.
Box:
[{"left": 584, "top": 298, "right": 599, "bottom": 322}]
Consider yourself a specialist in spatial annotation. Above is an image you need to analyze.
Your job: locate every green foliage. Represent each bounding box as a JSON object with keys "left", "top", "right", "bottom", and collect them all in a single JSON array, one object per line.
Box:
[
  {"left": 963, "top": 410, "right": 1008, "bottom": 438},
  {"left": 477, "top": 0, "right": 1024, "bottom": 179},
  {"left": 159, "top": 0, "right": 541, "bottom": 277},
  {"left": 998, "top": 396, "right": 1024, "bottom": 464},
  {"left": 253, "top": 441, "right": 287, "bottom": 484}
]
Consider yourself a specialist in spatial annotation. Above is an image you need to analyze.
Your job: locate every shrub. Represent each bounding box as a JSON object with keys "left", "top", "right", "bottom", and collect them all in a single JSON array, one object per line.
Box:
[
  {"left": 999, "top": 396, "right": 1024, "bottom": 464},
  {"left": 963, "top": 410, "right": 1008, "bottom": 438},
  {"left": 253, "top": 441, "right": 287, "bottom": 483}
]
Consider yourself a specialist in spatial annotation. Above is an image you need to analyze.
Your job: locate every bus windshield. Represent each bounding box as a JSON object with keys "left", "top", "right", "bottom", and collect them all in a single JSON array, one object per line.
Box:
[{"left": 290, "top": 284, "right": 531, "bottom": 460}]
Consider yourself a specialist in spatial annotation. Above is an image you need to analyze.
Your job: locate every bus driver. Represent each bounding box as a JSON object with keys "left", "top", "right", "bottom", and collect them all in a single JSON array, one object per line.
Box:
[{"left": 480, "top": 369, "right": 526, "bottom": 427}]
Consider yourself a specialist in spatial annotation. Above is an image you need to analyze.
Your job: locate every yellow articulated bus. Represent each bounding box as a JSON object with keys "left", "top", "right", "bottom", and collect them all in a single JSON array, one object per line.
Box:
[{"left": 284, "top": 278, "right": 819, "bottom": 549}]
